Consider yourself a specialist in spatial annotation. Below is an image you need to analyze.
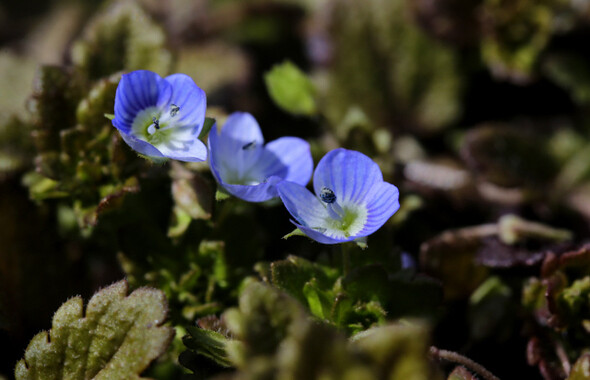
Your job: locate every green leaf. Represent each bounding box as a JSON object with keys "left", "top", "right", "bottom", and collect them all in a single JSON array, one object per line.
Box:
[
  {"left": 167, "top": 206, "right": 192, "bottom": 238},
  {"left": 568, "top": 353, "right": 590, "bottom": 380},
  {"left": 558, "top": 276, "right": 590, "bottom": 321},
  {"left": 282, "top": 228, "right": 306, "bottom": 239},
  {"left": 183, "top": 326, "right": 232, "bottom": 368},
  {"left": 104, "top": 113, "right": 115, "bottom": 120},
  {"left": 303, "top": 280, "right": 329, "bottom": 319},
  {"left": 199, "top": 117, "right": 216, "bottom": 140},
  {"left": 351, "top": 322, "right": 442, "bottom": 379},
  {"left": 215, "top": 189, "right": 230, "bottom": 201},
  {"left": 264, "top": 61, "right": 317, "bottom": 116},
  {"left": 270, "top": 255, "right": 338, "bottom": 307},
  {"left": 468, "top": 276, "right": 514, "bottom": 342},
  {"left": 15, "top": 280, "right": 174, "bottom": 380}
]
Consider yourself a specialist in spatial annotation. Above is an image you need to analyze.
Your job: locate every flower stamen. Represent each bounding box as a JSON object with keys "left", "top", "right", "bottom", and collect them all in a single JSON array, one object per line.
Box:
[
  {"left": 147, "top": 116, "right": 160, "bottom": 135},
  {"left": 320, "top": 186, "right": 345, "bottom": 221},
  {"left": 170, "top": 104, "right": 180, "bottom": 117},
  {"left": 242, "top": 140, "right": 257, "bottom": 150}
]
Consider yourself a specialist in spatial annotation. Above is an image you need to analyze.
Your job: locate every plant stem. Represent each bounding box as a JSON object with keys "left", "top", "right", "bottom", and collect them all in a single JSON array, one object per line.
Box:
[{"left": 430, "top": 346, "right": 501, "bottom": 380}]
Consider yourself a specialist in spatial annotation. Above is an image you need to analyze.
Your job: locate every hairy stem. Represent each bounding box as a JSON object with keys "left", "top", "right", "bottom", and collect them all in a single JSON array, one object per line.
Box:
[{"left": 430, "top": 346, "right": 501, "bottom": 380}]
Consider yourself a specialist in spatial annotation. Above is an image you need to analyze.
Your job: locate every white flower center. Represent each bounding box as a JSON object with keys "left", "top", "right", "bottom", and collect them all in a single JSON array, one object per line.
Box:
[{"left": 316, "top": 187, "right": 368, "bottom": 238}]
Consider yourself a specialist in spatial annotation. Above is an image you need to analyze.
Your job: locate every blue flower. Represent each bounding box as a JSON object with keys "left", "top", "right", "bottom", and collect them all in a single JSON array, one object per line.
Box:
[
  {"left": 208, "top": 112, "right": 313, "bottom": 202},
  {"left": 112, "top": 70, "right": 207, "bottom": 162},
  {"left": 277, "top": 148, "right": 400, "bottom": 244}
]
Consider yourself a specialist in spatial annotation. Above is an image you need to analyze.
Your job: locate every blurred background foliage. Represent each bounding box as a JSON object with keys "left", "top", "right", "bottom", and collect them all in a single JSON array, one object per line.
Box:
[{"left": 2, "top": 0, "right": 590, "bottom": 379}]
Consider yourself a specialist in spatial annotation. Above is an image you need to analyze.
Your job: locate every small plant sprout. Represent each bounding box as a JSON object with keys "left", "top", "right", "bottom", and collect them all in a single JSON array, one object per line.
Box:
[
  {"left": 112, "top": 70, "right": 207, "bottom": 162},
  {"left": 208, "top": 112, "right": 313, "bottom": 202},
  {"left": 277, "top": 148, "right": 400, "bottom": 244}
]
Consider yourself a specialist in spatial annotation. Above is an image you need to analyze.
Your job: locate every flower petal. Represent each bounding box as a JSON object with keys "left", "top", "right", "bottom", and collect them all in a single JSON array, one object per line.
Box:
[
  {"left": 209, "top": 112, "right": 265, "bottom": 183},
  {"left": 113, "top": 70, "right": 171, "bottom": 133},
  {"left": 258, "top": 137, "right": 313, "bottom": 186},
  {"left": 157, "top": 138, "right": 208, "bottom": 162},
  {"left": 219, "top": 176, "right": 283, "bottom": 202},
  {"left": 292, "top": 221, "right": 348, "bottom": 244},
  {"left": 119, "top": 131, "right": 165, "bottom": 159},
  {"left": 357, "top": 182, "right": 400, "bottom": 237},
  {"left": 312, "top": 148, "right": 383, "bottom": 204},
  {"left": 276, "top": 181, "right": 329, "bottom": 229},
  {"left": 164, "top": 74, "right": 206, "bottom": 132}
]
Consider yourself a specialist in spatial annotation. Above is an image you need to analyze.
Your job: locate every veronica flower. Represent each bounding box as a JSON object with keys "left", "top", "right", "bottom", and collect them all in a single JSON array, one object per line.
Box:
[
  {"left": 112, "top": 70, "right": 207, "bottom": 162},
  {"left": 277, "top": 148, "right": 400, "bottom": 244},
  {"left": 208, "top": 112, "right": 313, "bottom": 202}
]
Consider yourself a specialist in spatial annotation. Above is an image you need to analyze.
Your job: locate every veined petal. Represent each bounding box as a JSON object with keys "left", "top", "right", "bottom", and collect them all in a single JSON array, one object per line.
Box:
[
  {"left": 260, "top": 137, "right": 313, "bottom": 186},
  {"left": 163, "top": 74, "right": 206, "bottom": 132},
  {"left": 119, "top": 131, "right": 165, "bottom": 159},
  {"left": 277, "top": 181, "right": 329, "bottom": 229},
  {"left": 357, "top": 182, "right": 400, "bottom": 237},
  {"left": 313, "top": 148, "right": 383, "bottom": 204},
  {"left": 156, "top": 138, "right": 208, "bottom": 162},
  {"left": 113, "top": 70, "right": 171, "bottom": 133},
  {"left": 209, "top": 112, "right": 265, "bottom": 183},
  {"left": 293, "top": 221, "right": 349, "bottom": 244},
  {"left": 219, "top": 176, "right": 283, "bottom": 202}
]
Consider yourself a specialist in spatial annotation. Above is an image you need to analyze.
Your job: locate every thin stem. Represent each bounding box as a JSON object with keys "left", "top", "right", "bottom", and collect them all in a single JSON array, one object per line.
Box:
[{"left": 430, "top": 346, "right": 501, "bottom": 380}]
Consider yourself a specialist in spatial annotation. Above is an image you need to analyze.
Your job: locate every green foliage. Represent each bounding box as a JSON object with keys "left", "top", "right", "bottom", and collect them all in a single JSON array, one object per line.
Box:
[
  {"left": 169, "top": 162, "right": 213, "bottom": 237},
  {"left": 14, "top": 280, "right": 174, "bottom": 380},
  {"left": 199, "top": 117, "right": 217, "bottom": 140},
  {"left": 182, "top": 326, "right": 233, "bottom": 368},
  {"left": 327, "top": 0, "right": 462, "bottom": 133},
  {"left": 522, "top": 245, "right": 590, "bottom": 377},
  {"left": 264, "top": 61, "right": 318, "bottom": 116},
  {"left": 119, "top": 239, "right": 231, "bottom": 323},
  {"left": 266, "top": 255, "right": 441, "bottom": 333},
  {"left": 25, "top": 66, "right": 143, "bottom": 228},
  {"left": 71, "top": 0, "right": 171, "bottom": 79},
  {"left": 480, "top": 0, "right": 558, "bottom": 81},
  {"left": 184, "top": 282, "right": 442, "bottom": 380},
  {"left": 468, "top": 276, "right": 515, "bottom": 342},
  {"left": 543, "top": 54, "right": 590, "bottom": 106},
  {"left": 460, "top": 125, "right": 559, "bottom": 189},
  {"left": 0, "top": 52, "right": 37, "bottom": 175},
  {"left": 568, "top": 353, "right": 590, "bottom": 380}
]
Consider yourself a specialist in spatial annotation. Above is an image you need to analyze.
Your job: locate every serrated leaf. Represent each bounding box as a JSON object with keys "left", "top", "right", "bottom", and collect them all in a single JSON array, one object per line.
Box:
[
  {"left": 15, "top": 280, "right": 174, "bottom": 380},
  {"left": 264, "top": 61, "right": 317, "bottom": 116}
]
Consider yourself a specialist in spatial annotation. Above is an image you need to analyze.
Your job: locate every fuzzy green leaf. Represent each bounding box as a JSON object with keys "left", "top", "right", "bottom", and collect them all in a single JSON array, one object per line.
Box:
[
  {"left": 270, "top": 255, "right": 338, "bottom": 307},
  {"left": 183, "top": 326, "right": 232, "bottom": 368},
  {"left": 15, "top": 280, "right": 174, "bottom": 380}
]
